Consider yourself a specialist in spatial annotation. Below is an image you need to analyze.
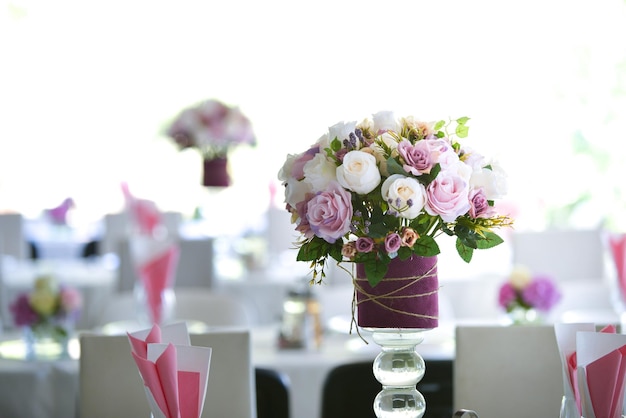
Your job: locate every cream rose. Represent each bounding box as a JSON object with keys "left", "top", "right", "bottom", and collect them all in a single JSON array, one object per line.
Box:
[
  {"left": 381, "top": 174, "right": 427, "bottom": 219},
  {"left": 336, "top": 150, "right": 381, "bottom": 194}
]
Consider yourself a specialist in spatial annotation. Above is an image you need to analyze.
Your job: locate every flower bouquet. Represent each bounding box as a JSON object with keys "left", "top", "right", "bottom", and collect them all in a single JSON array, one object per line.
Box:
[
  {"left": 278, "top": 111, "right": 512, "bottom": 285},
  {"left": 498, "top": 266, "right": 561, "bottom": 324},
  {"left": 279, "top": 112, "right": 513, "bottom": 418},
  {"left": 9, "top": 274, "right": 83, "bottom": 358},
  {"left": 166, "top": 99, "right": 256, "bottom": 187}
]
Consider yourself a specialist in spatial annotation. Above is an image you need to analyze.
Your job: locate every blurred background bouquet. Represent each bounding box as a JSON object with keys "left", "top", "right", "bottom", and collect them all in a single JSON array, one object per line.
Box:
[
  {"left": 9, "top": 274, "right": 83, "bottom": 341},
  {"left": 167, "top": 98, "right": 256, "bottom": 160},
  {"left": 167, "top": 99, "right": 256, "bottom": 187},
  {"left": 498, "top": 265, "right": 561, "bottom": 324}
]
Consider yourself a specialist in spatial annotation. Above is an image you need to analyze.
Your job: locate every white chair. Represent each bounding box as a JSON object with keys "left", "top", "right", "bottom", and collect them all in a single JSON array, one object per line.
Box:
[
  {"left": 96, "top": 288, "right": 254, "bottom": 329},
  {"left": 79, "top": 329, "right": 255, "bottom": 418},
  {"left": 511, "top": 228, "right": 606, "bottom": 281},
  {"left": 454, "top": 325, "right": 563, "bottom": 418},
  {"left": 0, "top": 213, "right": 28, "bottom": 260}
]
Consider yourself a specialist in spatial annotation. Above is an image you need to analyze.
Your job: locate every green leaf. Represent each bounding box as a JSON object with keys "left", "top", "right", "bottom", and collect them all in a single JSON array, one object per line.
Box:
[
  {"left": 456, "top": 116, "right": 470, "bottom": 125},
  {"left": 330, "top": 137, "right": 342, "bottom": 152},
  {"left": 456, "top": 238, "right": 474, "bottom": 262},
  {"left": 456, "top": 124, "right": 470, "bottom": 138},
  {"left": 433, "top": 120, "right": 446, "bottom": 131},
  {"left": 412, "top": 235, "right": 440, "bottom": 257},
  {"left": 416, "top": 163, "right": 441, "bottom": 186},
  {"left": 386, "top": 157, "right": 405, "bottom": 175},
  {"left": 365, "top": 259, "right": 389, "bottom": 287},
  {"left": 296, "top": 237, "right": 330, "bottom": 262},
  {"left": 475, "top": 231, "right": 504, "bottom": 250}
]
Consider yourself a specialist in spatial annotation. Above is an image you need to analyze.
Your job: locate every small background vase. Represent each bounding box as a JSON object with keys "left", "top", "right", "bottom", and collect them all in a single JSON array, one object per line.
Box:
[
  {"left": 355, "top": 255, "right": 439, "bottom": 418},
  {"left": 23, "top": 319, "right": 72, "bottom": 360},
  {"left": 202, "top": 157, "right": 230, "bottom": 187},
  {"left": 133, "top": 281, "right": 176, "bottom": 326},
  {"left": 506, "top": 306, "right": 542, "bottom": 326}
]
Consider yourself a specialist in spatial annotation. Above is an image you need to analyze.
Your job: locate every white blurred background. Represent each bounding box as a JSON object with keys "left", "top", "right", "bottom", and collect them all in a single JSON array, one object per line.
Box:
[{"left": 1, "top": 0, "right": 626, "bottom": 235}]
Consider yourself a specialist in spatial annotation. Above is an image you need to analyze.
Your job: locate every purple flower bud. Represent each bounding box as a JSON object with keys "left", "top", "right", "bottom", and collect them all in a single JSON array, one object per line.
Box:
[{"left": 385, "top": 233, "right": 402, "bottom": 253}]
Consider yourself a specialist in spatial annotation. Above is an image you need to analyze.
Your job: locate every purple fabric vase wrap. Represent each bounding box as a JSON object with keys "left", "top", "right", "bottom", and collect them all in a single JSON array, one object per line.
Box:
[
  {"left": 202, "top": 157, "right": 230, "bottom": 187},
  {"left": 356, "top": 255, "right": 439, "bottom": 329}
]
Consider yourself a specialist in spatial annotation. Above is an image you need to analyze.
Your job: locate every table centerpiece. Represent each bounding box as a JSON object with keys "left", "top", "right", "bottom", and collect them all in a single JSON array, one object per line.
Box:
[
  {"left": 166, "top": 98, "right": 256, "bottom": 187},
  {"left": 278, "top": 111, "right": 513, "bottom": 418},
  {"left": 9, "top": 274, "right": 83, "bottom": 360}
]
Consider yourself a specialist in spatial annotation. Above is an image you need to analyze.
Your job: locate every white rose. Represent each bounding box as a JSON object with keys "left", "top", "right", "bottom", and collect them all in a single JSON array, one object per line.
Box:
[
  {"left": 470, "top": 161, "right": 508, "bottom": 200},
  {"left": 336, "top": 150, "right": 381, "bottom": 194},
  {"left": 284, "top": 178, "right": 313, "bottom": 210},
  {"left": 303, "top": 153, "right": 338, "bottom": 192},
  {"left": 381, "top": 174, "right": 427, "bottom": 219},
  {"left": 328, "top": 120, "right": 358, "bottom": 143},
  {"left": 278, "top": 153, "right": 297, "bottom": 182},
  {"left": 444, "top": 160, "right": 473, "bottom": 183},
  {"left": 372, "top": 111, "right": 401, "bottom": 133},
  {"left": 313, "top": 133, "right": 331, "bottom": 154}
]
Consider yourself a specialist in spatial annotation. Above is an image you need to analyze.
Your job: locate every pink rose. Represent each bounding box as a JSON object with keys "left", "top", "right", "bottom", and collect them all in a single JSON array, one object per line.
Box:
[
  {"left": 342, "top": 242, "right": 357, "bottom": 258},
  {"left": 401, "top": 227, "right": 419, "bottom": 247},
  {"left": 306, "top": 182, "right": 353, "bottom": 243},
  {"left": 384, "top": 233, "right": 402, "bottom": 254},
  {"left": 425, "top": 171, "right": 471, "bottom": 222}
]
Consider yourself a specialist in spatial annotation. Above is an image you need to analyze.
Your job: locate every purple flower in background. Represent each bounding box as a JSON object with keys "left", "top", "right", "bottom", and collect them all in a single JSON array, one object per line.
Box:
[
  {"left": 521, "top": 276, "right": 561, "bottom": 311},
  {"left": 498, "top": 282, "right": 517, "bottom": 309},
  {"left": 9, "top": 294, "right": 39, "bottom": 327}
]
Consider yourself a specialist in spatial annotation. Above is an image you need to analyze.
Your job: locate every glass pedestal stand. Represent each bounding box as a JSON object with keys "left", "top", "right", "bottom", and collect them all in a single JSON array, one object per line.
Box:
[{"left": 366, "top": 328, "right": 428, "bottom": 418}]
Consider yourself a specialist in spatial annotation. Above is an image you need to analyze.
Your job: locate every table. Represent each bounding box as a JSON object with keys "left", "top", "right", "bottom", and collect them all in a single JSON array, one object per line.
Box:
[
  {"left": 1, "top": 257, "right": 118, "bottom": 330},
  {"left": 252, "top": 323, "right": 456, "bottom": 418},
  {"left": 0, "top": 322, "right": 455, "bottom": 418}
]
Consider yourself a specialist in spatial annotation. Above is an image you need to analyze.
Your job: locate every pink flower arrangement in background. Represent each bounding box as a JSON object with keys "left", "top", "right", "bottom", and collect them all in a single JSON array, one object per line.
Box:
[
  {"left": 10, "top": 275, "right": 83, "bottom": 336},
  {"left": 278, "top": 112, "right": 513, "bottom": 286},
  {"left": 166, "top": 99, "right": 256, "bottom": 160},
  {"left": 498, "top": 266, "right": 561, "bottom": 313}
]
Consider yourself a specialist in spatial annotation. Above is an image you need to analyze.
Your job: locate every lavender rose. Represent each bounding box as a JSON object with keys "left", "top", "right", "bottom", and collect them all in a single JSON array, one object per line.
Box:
[
  {"left": 397, "top": 140, "right": 435, "bottom": 176},
  {"left": 356, "top": 237, "right": 375, "bottom": 253},
  {"left": 306, "top": 182, "right": 353, "bottom": 243},
  {"left": 425, "top": 171, "right": 471, "bottom": 222},
  {"left": 385, "top": 233, "right": 402, "bottom": 255},
  {"left": 469, "top": 188, "right": 494, "bottom": 219}
]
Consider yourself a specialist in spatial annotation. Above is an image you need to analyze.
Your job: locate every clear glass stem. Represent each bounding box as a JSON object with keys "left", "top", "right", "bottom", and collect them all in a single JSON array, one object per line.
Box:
[
  {"left": 559, "top": 395, "right": 580, "bottom": 418},
  {"left": 366, "top": 328, "right": 428, "bottom": 418}
]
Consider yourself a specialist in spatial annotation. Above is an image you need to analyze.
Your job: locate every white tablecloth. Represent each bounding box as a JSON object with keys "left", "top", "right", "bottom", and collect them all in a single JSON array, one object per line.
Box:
[
  {"left": 1, "top": 257, "right": 118, "bottom": 330},
  {"left": 252, "top": 323, "right": 456, "bottom": 418},
  {"left": 0, "top": 323, "right": 455, "bottom": 418}
]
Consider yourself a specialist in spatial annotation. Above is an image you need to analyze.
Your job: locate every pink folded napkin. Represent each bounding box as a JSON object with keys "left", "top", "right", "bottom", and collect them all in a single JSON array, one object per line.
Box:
[
  {"left": 609, "top": 234, "right": 626, "bottom": 303},
  {"left": 128, "top": 322, "right": 212, "bottom": 418},
  {"left": 132, "top": 236, "right": 180, "bottom": 325},
  {"left": 121, "top": 182, "right": 164, "bottom": 236},
  {"left": 576, "top": 329, "right": 626, "bottom": 418}
]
